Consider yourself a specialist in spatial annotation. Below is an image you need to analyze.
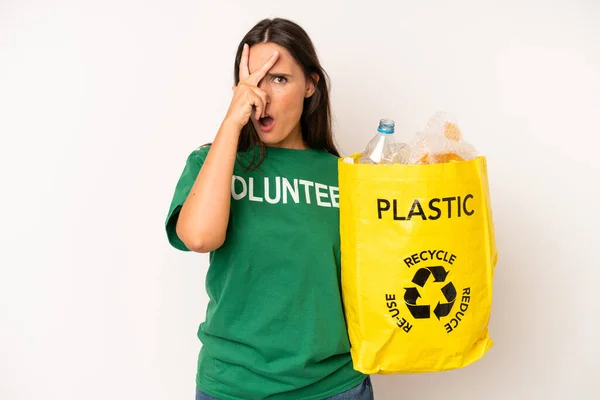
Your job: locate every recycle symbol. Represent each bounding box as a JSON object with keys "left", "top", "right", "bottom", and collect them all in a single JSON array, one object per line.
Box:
[{"left": 404, "top": 266, "right": 457, "bottom": 320}]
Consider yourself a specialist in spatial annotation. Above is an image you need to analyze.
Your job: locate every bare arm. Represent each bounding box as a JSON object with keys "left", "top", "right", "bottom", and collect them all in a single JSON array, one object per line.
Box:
[
  {"left": 175, "top": 45, "right": 280, "bottom": 253},
  {"left": 175, "top": 120, "right": 240, "bottom": 252}
]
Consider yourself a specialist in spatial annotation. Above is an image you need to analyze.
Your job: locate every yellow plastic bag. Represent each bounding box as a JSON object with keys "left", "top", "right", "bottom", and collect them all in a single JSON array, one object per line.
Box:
[{"left": 338, "top": 154, "right": 497, "bottom": 374}]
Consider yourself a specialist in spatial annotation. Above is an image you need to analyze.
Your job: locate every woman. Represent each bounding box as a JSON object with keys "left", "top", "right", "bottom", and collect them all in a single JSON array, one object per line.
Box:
[{"left": 165, "top": 18, "right": 374, "bottom": 400}]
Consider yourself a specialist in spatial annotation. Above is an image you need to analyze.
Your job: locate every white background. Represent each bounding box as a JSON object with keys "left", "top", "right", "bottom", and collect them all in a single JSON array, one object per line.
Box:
[{"left": 1, "top": 0, "right": 599, "bottom": 399}]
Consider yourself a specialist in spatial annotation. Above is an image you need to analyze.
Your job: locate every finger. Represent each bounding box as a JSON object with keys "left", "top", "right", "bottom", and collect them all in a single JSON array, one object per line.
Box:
[
  {"left": 250, "top": 92, "right": 265, "bottom": 121},
  {"left": 250, "top": 87, "right": 269, "bottom": 118},
  {"left": 248, "top": 50, "right": 280, "bottom": 86},
  {"left": 239, "top": 43, "right": 250, "bottom": 81}
]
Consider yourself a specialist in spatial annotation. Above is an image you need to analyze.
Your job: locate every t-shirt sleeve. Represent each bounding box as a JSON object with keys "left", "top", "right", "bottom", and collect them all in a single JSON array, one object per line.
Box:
[{"left": 165, "top": 146, "right": 210, "bottom": 251}]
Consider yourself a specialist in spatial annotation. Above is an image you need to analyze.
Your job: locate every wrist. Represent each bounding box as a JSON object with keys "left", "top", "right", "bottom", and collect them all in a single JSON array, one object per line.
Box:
[{"left": 223, "top": 117, "right": 246, "bottom": 132}]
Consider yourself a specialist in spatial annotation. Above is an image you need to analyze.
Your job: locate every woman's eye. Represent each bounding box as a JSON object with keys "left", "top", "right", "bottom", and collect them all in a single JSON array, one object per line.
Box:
[{"left": 273, "top": 76, "right": 287, "bottom": 84}]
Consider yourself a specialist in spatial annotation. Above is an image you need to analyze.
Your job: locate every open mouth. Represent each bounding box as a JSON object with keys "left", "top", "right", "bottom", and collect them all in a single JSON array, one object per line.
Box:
[{"left": 258, "top": 115, "right": 275, "bottom": 132}]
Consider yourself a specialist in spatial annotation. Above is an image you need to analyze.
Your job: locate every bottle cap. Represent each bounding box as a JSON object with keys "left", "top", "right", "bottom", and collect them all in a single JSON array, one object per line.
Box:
[{"left": 378, "top": 119, "right": 395, "bottom": 134}]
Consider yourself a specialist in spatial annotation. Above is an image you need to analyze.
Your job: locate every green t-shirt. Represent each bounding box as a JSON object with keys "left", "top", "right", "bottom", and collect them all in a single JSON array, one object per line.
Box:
[{"left": 165, "top": 145, "right": 365, "bottom": 400}]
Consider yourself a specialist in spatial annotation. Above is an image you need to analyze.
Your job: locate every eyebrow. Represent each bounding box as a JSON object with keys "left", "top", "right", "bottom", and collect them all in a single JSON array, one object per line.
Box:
[{"left": 266, "top": 72, "right": 292, "bottom": 78}]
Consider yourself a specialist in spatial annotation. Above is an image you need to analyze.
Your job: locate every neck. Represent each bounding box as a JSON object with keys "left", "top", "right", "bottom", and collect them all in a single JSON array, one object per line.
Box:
[{"left": 269, "top": 122, "right": 307, "bottom": 150}]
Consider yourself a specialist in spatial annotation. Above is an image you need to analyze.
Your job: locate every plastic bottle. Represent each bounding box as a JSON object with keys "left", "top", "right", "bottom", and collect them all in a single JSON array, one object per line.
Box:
[{"left": 359, "top": 119, "right": 398, "bottom": 165}]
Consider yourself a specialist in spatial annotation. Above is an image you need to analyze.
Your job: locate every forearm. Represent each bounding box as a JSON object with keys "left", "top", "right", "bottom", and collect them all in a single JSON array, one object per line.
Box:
[{"left": 176, "top": 119, "right": 241, "bottom": 252}]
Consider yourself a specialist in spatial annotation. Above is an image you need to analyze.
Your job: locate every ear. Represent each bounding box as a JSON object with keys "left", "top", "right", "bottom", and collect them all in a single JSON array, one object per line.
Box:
[{"left": 305, "top": 73, "right": 319, "bottom": 98}]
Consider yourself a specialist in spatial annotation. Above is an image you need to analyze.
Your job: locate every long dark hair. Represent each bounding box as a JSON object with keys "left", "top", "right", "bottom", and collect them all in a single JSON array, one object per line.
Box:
[{"left": 232, "top": 18, "right": 340, "bottom": 170}]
